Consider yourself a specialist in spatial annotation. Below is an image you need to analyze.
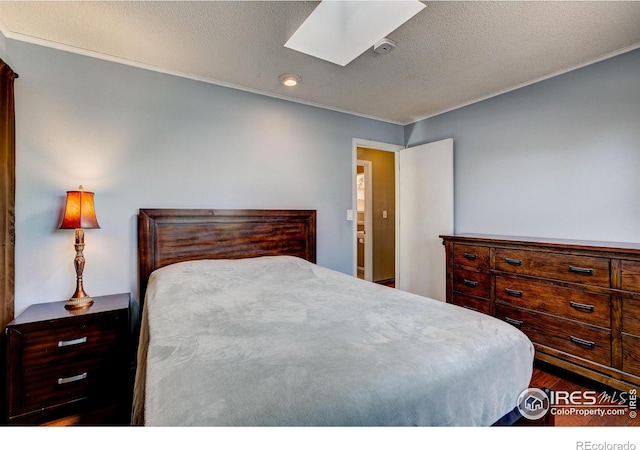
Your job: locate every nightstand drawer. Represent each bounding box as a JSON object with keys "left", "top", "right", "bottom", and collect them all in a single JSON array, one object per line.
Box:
[
  {"left": 17, "top": 358, "right": 125, "bottom": 414},
  {"left": 19, "top": 315, "right": 126, "bottom": 369},
  {"left": 495, "top": 248, "right": 610, "bottom": 287}
]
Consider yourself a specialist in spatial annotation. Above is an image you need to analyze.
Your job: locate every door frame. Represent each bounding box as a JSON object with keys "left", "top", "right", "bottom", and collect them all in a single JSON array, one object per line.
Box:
[
  {"left": 352, "top": 138, "right": 404, "bottom": 283},
  {"left": 356, "top": 160, "right": 373, "bottom": 281}
]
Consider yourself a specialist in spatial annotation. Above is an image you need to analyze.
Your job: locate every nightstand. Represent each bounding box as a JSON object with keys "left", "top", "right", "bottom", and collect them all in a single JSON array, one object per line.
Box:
[{"left": 4, "top": 293, "right": 132, "bottom": 425}]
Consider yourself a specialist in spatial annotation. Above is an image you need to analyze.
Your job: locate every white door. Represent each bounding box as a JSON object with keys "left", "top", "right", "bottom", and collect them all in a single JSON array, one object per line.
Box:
[{"left": 397, "top": 138, "right": 453, "bottom": 301}]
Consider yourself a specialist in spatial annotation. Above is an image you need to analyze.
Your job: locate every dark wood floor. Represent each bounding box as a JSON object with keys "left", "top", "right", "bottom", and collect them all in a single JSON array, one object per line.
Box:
[
  {"left": 374, "top": 278, "right": 395, "bottom": 288},
  {"left": 528, "top": 361, "right": 639, "bottom": 426}
]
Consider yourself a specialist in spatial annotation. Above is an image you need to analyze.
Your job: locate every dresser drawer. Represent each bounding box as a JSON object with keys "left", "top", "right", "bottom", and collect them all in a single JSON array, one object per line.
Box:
[
  {"left": 622, "top": 298, "right": 640, "bottom": 336},
  {"left": 495, "top": 277, "right": 611, "bottom": 328},
  {"left": 621, "top": 260, "right": 640, "bottom": 292},
  {"left": 453, "top": 244, "right": 490, "bottom": 269},
  {"left": 494, "top": 248, "right": 610, "bottom": 287},
  {"left": 453, "top": 267, "right": 490, "bottom": 298},
  {"left": 451, "top": 293, "right": 490, "bottom": 315},
  {"left": 19, "top": 314, "right": 126, "bottom": 369},
  {"left": 622, "top": 334, "right": 640, "bottom": 377},
  {"left": 496, "top": 304, "right": 611, "bottom": 366}
]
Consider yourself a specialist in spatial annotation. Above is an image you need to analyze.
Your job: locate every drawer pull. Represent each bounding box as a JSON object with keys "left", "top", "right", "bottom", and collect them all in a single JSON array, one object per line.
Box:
[
  {"left": 463, "top": 253, "right": 478, "bottom": 260},
  {"left": 504, "top": 258, "right": 523, "bottom": 266},
  {"left": 463, "top": 279, "right": 478, "bottom": 287},
  {"left": 569, "top": 336, "right": 595, "bottom": 349},
  {"left": 569, "top": 266, "right": 594, "bottom": 275},
  {"left": 505, "top": 288, "right": 523, "bottom": 297},
  {"left": 504, "top": 317, "right": 523, "bottom": 328},
  {"left": 462, "top": 305, "right": 478, "bottom": 312},
  {"left": 57, "top": 336, "right": 87, "bottom": 348},
  {"left": 58, "top": 372, "right": 88, "bottom": 385},
  {"left": 569, "top": 301, "right": 595, "bottom": 312}
]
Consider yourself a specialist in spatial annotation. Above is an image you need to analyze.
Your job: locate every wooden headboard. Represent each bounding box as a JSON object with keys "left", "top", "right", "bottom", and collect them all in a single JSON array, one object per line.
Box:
[{"left": 138, "top": 209, "right": 317, "bottom": 303}]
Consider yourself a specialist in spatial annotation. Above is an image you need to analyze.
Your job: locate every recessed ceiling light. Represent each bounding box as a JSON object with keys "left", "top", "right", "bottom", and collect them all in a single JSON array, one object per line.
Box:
[{"left": 279, "top": 74, "right": 301, "bottom": 87}]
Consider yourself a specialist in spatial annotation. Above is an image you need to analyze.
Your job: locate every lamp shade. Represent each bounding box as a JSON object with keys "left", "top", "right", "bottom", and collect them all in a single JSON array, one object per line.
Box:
[{"left": 59, "top": 186, "right": 100, "bottom": 230}]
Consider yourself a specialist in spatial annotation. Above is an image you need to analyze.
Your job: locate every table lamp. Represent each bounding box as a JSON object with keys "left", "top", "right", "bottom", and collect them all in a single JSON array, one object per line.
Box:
[{"left": 59, "top": 185, "right": 100, "bottom": 309}]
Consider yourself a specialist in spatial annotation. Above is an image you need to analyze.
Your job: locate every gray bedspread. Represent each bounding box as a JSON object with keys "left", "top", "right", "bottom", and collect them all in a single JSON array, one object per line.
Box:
[{"left": 133, "top": 256, "right": 534, "bottom": 426}]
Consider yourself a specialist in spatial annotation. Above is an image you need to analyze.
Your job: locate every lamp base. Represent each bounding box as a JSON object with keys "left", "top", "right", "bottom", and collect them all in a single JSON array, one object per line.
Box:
[
  {"left": 65, "top": 296, "right": 94, "bottom": 310},
  {"left": 66, "top": 228, "right": 94, "bottom": 311}
]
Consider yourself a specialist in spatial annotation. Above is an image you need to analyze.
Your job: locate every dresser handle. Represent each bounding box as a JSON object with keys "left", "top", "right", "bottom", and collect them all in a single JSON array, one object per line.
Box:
[
  {"left": 58, "top": 372, "right": 88, "bottom": 385},
  {"left": 569, "top": 336, "right": 595, "bottom": 349},
  {"left": 57, "top": 336, "right": 87, "bottom": 348},
  {"left": 463, "top": 253, "right": 478, "bottom": 260},
  {"left": 504, "top": 258, "right": 523, "bottom": 266},
  {"left": 463, "top": 279, "right": 478, "bottom": 287},
  {"left": 505, "top": 288, "right": 523, "bottom": 297},
  {"left": 504, "top": 317, "right": 523, "bottom": 327},
  {"left": 569, "top": 266, "right": 594, "bottom": 275},
  {"left": 569, "top": 301, "right": 595, "bottom": 312}
]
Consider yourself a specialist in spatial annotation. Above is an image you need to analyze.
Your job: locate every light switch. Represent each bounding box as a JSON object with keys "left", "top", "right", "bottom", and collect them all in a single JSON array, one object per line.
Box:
[
  {"left": 382, "top": 210, "right": 388, "bottom": 219},
  {"left": 347, "top": 209, "right": 354, "bottom": 221}
]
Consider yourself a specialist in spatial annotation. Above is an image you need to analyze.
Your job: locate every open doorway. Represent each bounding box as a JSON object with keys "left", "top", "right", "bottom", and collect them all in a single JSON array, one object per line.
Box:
[
  {"left": 356, "top": 147, "right": 396, "bottom": 287},
  {"left": 352, "top": 138, "right": 453, "bottom": 300}
]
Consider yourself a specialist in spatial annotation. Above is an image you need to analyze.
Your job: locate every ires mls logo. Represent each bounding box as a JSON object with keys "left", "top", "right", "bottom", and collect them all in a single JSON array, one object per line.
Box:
[
  {"left": 517, "top": 387, "right": 638, "bottom": 421},
  {"left": 517, "top": 388, "right": 551, "bottom": 420}
]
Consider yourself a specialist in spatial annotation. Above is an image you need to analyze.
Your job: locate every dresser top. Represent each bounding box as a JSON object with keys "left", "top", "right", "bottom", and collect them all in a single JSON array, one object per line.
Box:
[
  {"left": 440, "top": 233, "right": 640, "bottom": 254},
  {"left": 8, "top": 293, "right": 130, "bottom": 327}
]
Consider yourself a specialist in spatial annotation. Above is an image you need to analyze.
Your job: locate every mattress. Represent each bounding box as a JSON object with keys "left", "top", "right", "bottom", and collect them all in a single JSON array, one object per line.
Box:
[{"left": 133, "top": 256, "right": 534, "bottom": 426}]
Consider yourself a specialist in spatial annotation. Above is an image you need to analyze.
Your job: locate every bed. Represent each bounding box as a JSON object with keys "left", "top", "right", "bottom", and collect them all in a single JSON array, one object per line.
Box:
[{"left": 132, "top": 208, "right": 534, "bottom": 426}]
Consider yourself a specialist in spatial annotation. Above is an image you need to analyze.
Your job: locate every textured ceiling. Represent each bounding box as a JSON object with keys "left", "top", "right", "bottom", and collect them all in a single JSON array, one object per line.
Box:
[{"left": 0, "top": 1, "right": 639, "bottom": 124}]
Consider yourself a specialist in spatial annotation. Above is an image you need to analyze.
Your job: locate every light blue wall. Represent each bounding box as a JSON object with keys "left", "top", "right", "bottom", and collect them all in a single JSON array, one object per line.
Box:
[
  {"left": 0, "top": 32, "right": 5, "bottom": 60},
  {"left": 405, "top": 49, "right": 640, "bottom": 243},
  {"left": 8, "top": 39, "right": 403, "bottom": 314},
  {"left": 8, "top": 35, "right": 640, "bottom": 315}
]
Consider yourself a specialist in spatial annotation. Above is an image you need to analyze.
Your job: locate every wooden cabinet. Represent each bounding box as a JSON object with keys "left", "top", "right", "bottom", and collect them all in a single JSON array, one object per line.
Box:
[
  {"left": 441, "top": 234, "right": 640, "bottom": 391},
  {"left": 4, "top": 293, "right": 132, "bottom": 425}
]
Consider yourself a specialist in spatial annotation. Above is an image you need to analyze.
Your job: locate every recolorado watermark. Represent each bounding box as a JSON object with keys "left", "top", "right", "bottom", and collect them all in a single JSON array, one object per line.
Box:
[
  {"left": 576, "top": 443, "right": 636, "bottom": 450},
  {"left": 517, "top": 387, "right": 637, "bottom": 421}
]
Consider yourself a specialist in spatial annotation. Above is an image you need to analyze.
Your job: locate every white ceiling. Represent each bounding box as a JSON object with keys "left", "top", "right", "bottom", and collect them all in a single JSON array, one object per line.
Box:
[{"left": 1, "top": 1, "right": 639, "bottom": 125}]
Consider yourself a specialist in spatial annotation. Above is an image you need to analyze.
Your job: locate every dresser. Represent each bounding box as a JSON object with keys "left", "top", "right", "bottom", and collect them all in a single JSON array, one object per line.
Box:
[
  {"left": 440, "top": 234, "right": 640, "bottom": 391},
  {"left": 4, "top": 293, "right": 132, "bottom": 425}
]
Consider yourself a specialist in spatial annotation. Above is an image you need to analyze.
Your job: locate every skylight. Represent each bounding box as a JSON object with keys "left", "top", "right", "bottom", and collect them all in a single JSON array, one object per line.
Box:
[{"left": 284, "top": 1, "right": 425, "bottom": 67}]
